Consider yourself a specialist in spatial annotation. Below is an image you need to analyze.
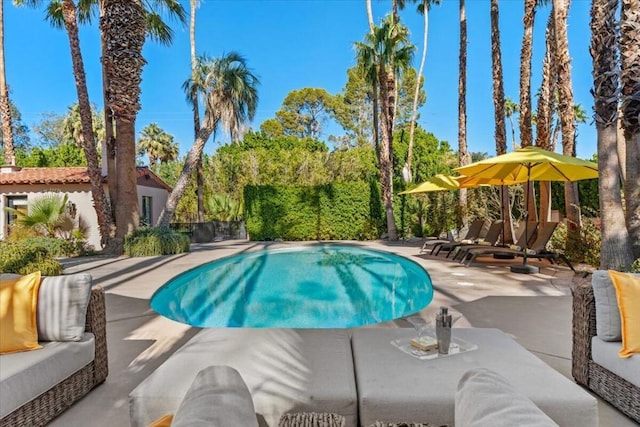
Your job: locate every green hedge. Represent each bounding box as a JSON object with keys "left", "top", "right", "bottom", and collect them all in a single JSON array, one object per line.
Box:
[
  {"left": 244, "top": 181, "right": 383, "bottom": 240},
  {"left": 0, "top": 241, "right": 63, "bottom": 275},
  {"left": 124, "top": 226, "right": 191, "bottom": 257}
]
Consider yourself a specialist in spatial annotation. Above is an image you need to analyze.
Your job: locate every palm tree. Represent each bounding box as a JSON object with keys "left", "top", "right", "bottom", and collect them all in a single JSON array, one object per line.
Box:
[
  {"left": 100, "top": 0, "right": 186, "bottom": 215},
  {"left": 364, "top": 0, "right": 380, "bottom": 152},
  {"left": 102, "top": 0, "right": 146, "bottom": 245},
  {"left": 504, "top": 97, "right": 519, "bottom": 151},
  {"left": 157, "top": 53, "right": 259, "bottom": 226},
  {"left": 405, "top": 0, "right": 440, "bottom": 184},
  {"left": 0, "top": 1, "right": 15, "bottom": 166},
  {"left": 15, "top": 0, "right": 114, "bottom": 248},
  {"left": 355, "top": 15, "right": 415, "bottom": 240},
  {"left": 490, "top": 0, "right": 515, "bottom": 244},
  {"left": 137, "top": 123, "right": 178, "bottom": 170},
  {"left": 552, "top": 0, "right": 581, "bottom": 233},
  {"left": 458, "top": 0, "right": 471, "bottom": 228},
  {"left": 620, "top": 0, "right": 640, "bottom": 259},
  {"left": 519, "top": 0, "right": 548, "bottom": 150},
  {"left": 591, "top": 0, "right": 634, "bottom": 269}
]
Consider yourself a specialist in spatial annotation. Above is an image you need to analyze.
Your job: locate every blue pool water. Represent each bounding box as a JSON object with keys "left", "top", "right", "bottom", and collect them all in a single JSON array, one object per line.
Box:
[{"left": 151, "top": 244, "right": 433, "bottom": 328}]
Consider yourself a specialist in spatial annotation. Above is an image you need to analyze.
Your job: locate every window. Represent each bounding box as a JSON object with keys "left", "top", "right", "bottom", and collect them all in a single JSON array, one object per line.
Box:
[
  {"left": 141, "top": 196, "right": 152, "bottom": 226},
  {"left": 6, "top": 196, "right": 28, "bottom": 233}
]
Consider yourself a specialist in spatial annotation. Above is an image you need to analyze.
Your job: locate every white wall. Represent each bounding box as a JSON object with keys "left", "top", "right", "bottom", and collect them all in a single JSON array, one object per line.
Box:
[
  {"left": 0, "top": 183, "right": 102, "bottom": 249},
  {"left": 137, "top": 185, "right": 169, "bottom": 226}
]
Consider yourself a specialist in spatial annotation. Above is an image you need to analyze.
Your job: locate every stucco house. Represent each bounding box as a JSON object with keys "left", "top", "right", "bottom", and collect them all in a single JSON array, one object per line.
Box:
[{"left": 0, "top": 165, "right": 171, "bottom": 249}]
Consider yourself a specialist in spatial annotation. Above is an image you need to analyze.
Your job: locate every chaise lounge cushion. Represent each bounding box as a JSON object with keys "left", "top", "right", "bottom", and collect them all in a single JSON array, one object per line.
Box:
[
  {"left": 172, "top": 366, "right": 258, "bottom": 427},
  {"left": 591, "top": 336, "right": 640, "bottom": 389},
  {"left": 37, "top": 273, "right": 93, "bottom": 342},
  {"left": 0, "top": 333, "right": 95, "bottom": 418}
]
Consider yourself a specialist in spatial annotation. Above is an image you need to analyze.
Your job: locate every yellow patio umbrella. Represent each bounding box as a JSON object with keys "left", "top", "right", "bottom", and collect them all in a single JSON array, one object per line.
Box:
[
  {"left": 454, "top": 146, "right": 598, "bottom": 274},
  {"left": 399, "top": 174, "right": 465, "bottom": 194}
]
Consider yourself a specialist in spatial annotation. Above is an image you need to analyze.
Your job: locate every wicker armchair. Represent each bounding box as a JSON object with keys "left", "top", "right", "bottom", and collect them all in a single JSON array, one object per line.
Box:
[
  {"left": 0, "top": 287, "right": 108, "bottom": 427},
  {"left": 572, "top": 281, "right": 640, "bottom": 422}
]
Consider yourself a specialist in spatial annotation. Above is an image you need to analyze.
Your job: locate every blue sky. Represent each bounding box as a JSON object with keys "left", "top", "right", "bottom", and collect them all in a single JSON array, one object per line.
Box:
[{"left": 5, "top": 0, "right": 597, "bottom": 160}]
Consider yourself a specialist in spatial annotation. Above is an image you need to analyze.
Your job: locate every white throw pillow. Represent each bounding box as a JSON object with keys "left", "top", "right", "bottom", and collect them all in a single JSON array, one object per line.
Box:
[
  {"left": 172, "top": 366, "right": 259, "bottom": 427},
  {"left": 37, "top": 273, "right": 93, "bottom": 341},
  {"left": 455, "top": 368, "right": 558, "bottom": 427}
]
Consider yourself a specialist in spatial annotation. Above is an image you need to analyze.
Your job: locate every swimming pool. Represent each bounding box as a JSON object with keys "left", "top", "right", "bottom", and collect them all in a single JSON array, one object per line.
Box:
[{"left": 151, "top": 244, "right": 433, "bottom": 328}]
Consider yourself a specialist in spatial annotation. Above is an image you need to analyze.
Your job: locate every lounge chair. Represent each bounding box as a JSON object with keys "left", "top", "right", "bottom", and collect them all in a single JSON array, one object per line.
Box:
[
  {"left": 421, "top": 218, "right": 486, "bottom": 254},
  {"left": 435, "top": 220, "right": 504, "bottom": 258},
  {"left": 462, "top": 221, "right": 554, "bottom": 266},
  {"left": 455, "top": 221, "right": 537, "bottom": 262}
]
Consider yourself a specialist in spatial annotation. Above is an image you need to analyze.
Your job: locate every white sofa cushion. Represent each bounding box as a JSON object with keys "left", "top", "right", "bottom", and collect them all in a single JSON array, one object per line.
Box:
[
  {"left": 37, "top": 274, "right": 93, "bottom": 342},
  {"left": 172, "top": 366, "right": 258, "bottom": 427},
  {"left": 591, "top": 336, "right": 640, "bottom": 388},
  {"left": 455, "top": 368, "right": 558, "bottom": 427},
  {"left": 0, "top": 333, "right": 95, "bottom": 418}
]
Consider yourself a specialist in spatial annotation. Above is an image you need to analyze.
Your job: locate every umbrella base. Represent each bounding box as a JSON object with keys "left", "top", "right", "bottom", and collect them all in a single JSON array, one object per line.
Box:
[{"left": 510, "top": 264, "right": 539, "bottom": 274}]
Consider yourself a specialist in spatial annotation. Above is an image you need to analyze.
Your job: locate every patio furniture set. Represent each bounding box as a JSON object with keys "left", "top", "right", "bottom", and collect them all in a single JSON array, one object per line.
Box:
[
  {"left": 0, "top": 273, "right": 107, "bottom": 427},
  {"left": 1, "top": 269, "right": 638, "bottom": 426}
]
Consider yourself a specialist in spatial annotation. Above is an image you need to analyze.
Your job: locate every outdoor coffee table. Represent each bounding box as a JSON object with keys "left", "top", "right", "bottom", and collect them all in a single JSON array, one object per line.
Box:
[{"left": 351, "top": 328, "right": 597, "bottom": 427}]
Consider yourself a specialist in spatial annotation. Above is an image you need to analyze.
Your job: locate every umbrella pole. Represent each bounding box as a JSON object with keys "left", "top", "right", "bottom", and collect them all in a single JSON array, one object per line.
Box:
[{"left": 511, "top": 165, "right": 539, "bottom": 274}]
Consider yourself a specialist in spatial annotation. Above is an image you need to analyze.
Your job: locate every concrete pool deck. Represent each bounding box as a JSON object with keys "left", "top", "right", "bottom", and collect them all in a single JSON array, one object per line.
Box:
[{"left": 50, "top": 240, "right": 635, "bottom": 427}]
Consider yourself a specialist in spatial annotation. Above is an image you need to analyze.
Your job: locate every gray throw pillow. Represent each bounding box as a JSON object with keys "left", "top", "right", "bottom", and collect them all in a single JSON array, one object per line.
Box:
[
  {"left": 591, "top": 270, "right": 621, "bottom": 341},
  {"left": 455, "top": 368, "right": 558, "bottom": 427},
  {"left": 172, "top": 366, "right": 259, "bottom": 427},
  {"left": 37, "top": 273, "right": 93, "bottom": 341}
]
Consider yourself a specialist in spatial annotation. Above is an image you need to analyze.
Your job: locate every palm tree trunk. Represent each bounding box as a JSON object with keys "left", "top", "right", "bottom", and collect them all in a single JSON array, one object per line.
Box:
[
  {"left": 366, "top": 0, "right": 380, "bottom": 154},
  {"left": 592, "top": 0, "right": 633, "bottom": 269},
  {"left": 158, "top": 116, "right": 215, "bottom": 226},
  {"left": 536, "top": 14, "right": 555, "bottom": 226},
  {"left": 61, "top": 0, "right": 114, "bottom": 248},
  {"left": 190, "top": 0, "right": 205, "bottom": 223},
  {"left": 520, "top": 0, "right": 538, "bottom": 224},
  {"left": 553, "top": 0, "right": 581, "bottom": 232},
  {"left": 458, "top": 0, "right": 470, "bottom": 228},
  {"left": 378, "top": 66, "right": 397, "bottom": 240},
  {"left": 620, "top": 0, "right": 640, "bottom": 259},
  {"left": 406, "top": 0, "right": 429, "bottom": 183},
  {"left": 102, "top": 0, "right": 146, "bottom": 248},
  {"left": 114, "top": 117, "right": 139, "bottom": 238},
  {"left": 0, "top": 1, "right": 15, "bottom": 166},
  {"left": 490, "top": 0, "right": 515, "bottom": 244},
  {"left": 99, "top": 1, "right": 117, "bottom": 214}
]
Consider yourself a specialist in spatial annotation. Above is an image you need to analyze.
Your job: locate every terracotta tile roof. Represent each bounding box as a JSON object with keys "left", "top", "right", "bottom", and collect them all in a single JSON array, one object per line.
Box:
[{"left": 0, "top": 166, "right": 172, "bottom": 192}]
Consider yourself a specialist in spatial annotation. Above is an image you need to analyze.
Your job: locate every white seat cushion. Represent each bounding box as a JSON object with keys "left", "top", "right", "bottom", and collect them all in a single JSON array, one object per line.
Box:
[
  {"left": 591, "top": 336, "right": 640, "bottom": 388},
  {"left": 0, "top": 333, "right": 95, "bottom": 418},
  {"left": 129, "top": 328, "right": 357, "bottom": 427}
]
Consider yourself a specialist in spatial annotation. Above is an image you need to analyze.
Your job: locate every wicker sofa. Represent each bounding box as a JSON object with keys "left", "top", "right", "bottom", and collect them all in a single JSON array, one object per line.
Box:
[
  {"left": 572, "top": 274, "right": 640, "bottom": 423},
  {"left": 0, "top": 286, "right": 108, "bottom": 427}
]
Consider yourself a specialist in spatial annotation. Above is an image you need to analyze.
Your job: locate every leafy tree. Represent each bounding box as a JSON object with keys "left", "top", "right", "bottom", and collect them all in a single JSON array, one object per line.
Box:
[
  {"left": 0, "top": 100, "right": 30, "bottom": 152},
  {"left": 137, "top": 122, "right": 178, "bottom": 170},
  {"left": 271, "top": 88, "right": 336, "bottom": 139},
  {"left": 332, "top": 67, "right": 373, "bottom": 148}
]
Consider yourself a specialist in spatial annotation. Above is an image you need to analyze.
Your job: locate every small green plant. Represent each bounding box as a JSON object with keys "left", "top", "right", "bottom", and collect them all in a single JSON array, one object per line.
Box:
[
  {"left": 124, "top": 226, "right": 191, "bottom": 257},
  {"left": 549, "top": 218, "right": 601, "bottom": 267},
  {"left": 0, "top": 241, "right": 63, "bottom": 275},
  {"left": 629, "top": 258, "right": 640, "bottom": 273}
]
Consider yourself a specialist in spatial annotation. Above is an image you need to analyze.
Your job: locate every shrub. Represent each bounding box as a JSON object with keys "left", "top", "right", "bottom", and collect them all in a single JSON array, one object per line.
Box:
[
  {"left": 548, "top": 218, "right": 601, "bottom": 267},
  {"left": 244, "top": 181, "right": 382, "bottom": 241},
  {"left": 0, "top": 241, "right": 63, "bottom": 275},
  {"left": 124, "top": 226, "right": 191, "bottom": 257}
]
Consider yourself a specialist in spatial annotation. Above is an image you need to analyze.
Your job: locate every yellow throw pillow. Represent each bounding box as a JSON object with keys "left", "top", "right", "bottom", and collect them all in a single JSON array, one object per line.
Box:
[
  {"left": 148, "top": 413, "right": 173, "bottom": 427},
  {"left": 0, "top": 271, "right": 42, "bottom": 354},
  {"left": 608, "top": 270, "right": 640, "bottom": 358}
]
